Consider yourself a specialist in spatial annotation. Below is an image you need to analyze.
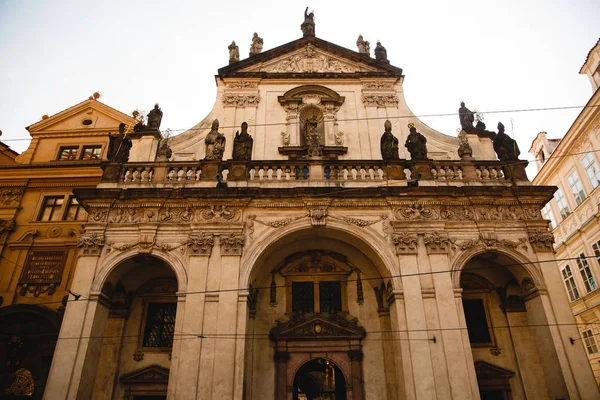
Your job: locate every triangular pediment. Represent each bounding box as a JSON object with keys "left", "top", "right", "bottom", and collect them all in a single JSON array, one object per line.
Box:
[
  {"left": 120, "top": 365, "right": 170, "bottom": 383},
  {"left": 474, "top": 361, "right": 515, "bottom": 379},
  {"left": 270, "top": 312, "right": 366, "bottom": 341},
  {"left": 218, "top": 36, "right": 403, "bottom": 78},
  {"left": 27, "top": 99, "right": 137, "bottom": 134}
]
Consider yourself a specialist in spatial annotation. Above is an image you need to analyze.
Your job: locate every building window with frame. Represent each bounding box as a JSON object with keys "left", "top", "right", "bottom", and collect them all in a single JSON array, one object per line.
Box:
[
  {"left": 592, "top": 241, "right": 600, "bottom": 265},
  {"left": 81, "top": 145, "right": 102, "bottom": 160},
  {"left": 38, "top": 196, "right": 65, "bottom": 221},
  {"left": 554, "top": 187, "right": 570, "bottom": 220},
  {"left": 567, "top": 171, "right": 587, "bottom": 206},
  {"left": 582, "top": 152, "right": 600, "bottom": 189},
  {"left": 582, "top": 329, "right": 598, "bottom": 354},
  {"left": 58, "top": 146, "right": 79, "bottom": 161},
  {"left": 562, "top": 265, "right": 580, "bottom": 301},
  {"left": 56, "top": 144, "right": 103, "bottom": 161},
  {"left": 141, "top": 302, "right": 176, "bottom": 349},
  {"left": 37, "top": 194, "right": 88, "bottom": 222},
  {"left": 576, "top": 254, "right": 597, "bottom": 293},
  {"left": 541, "top": 203, "right": 556, "bottom": 229}
]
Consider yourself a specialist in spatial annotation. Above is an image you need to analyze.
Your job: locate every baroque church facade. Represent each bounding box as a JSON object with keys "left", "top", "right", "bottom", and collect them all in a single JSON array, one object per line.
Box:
[{"left": 1, "top": 12, "right": 599, "bottom": 400}]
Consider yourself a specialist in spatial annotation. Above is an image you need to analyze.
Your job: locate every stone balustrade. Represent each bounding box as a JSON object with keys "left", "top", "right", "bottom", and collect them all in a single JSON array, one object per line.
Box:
[{"left": 102, "top": 159, "right": 528, "bottom": 186}]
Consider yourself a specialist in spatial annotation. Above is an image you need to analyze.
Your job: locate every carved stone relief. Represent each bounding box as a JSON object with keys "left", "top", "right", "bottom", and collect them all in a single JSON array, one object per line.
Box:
[
  {"left": 258, "top": 45, "right": 369, "bottom": 73},
  {"left": 309, "top": 209, "right": 328, "bottom": 226},
  {"left": 361, "top": 94, "right": 399, "bottom": 107},
  {"left": 451, "top": 233, "right": 528, "bottom": 251},
  {"left": 90, "top": 205, "right": 242, "bottom": 225},
  {"left": 226, "top": 81, "right": 258, "bottom": 89},
  {"left": 362, "top": 81, "right": 394, "bottom": 90},
  {"left": 106, "top": 238, "right": 184, "bottom": 254},
  {"left": 423, "top": 232, "right": 451, "bottom": 254},
  {"left": 528, "top": 230, "right": 555, "bottom": 252},
  {"left": 393, "top": 232, "right": 418, "bottom": 255},
  {"left": 222, "top": 94, "right": 260, "bottom": 107},
  {"left": 77, "top": 233, "right": 105, "bottom": 256},
  {"left": 0, "top": 188, "right": 24, "bottom": 206},
  {"left": 220, "top": 233, "right": 245, "bottom": 256},
  {"left": 393, "top": 203, "right": 540, "bottom": 222},
  {"left": 186, "top": 233, "right": 214, "bottom": 256}
]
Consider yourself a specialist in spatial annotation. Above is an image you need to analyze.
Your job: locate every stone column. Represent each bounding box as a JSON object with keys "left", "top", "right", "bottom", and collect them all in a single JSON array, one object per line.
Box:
[
  {"left": 91, "top": 314, "right": 127, "bottom": 400},
  {"left": 210, "top": 233, "right": 245, "bottom": 400},
  {"left": 43, "top": 235, "right": 106, "bottom": 400},
  {"left": 424, "top": 232, "right": 478, "bottom": 400},
  {"left": 170, "top": 234, "right": 213, "bottom": 399},
  {"left": 392, "top": 231, "right": 437, "bottom": 399}
]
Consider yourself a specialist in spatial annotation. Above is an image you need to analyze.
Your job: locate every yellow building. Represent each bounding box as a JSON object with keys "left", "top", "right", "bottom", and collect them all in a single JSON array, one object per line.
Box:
[
  {"left": 2, "top": 14, "right": 599, "bottom": 400},
  {"left": 530, "top": 38, "right": 600, "bottom": 385},
  {"left": 0, "top": 98, "right": 136, "bottom": 399}
]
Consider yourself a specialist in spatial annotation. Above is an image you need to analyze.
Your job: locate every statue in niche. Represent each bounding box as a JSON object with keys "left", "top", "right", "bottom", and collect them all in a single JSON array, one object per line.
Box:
[
  {"left": 493, "top": 122, "right": 520, "bottom": 161},
  {"left": 147, "top": 104, "right": 163, "bottom": 130},
  {"left": 228, "top": 41, "right": 239, "bottom": 64},
  {"left": 380, "top": 120, "right": 399, "bottom": 161},
  {"left": 232, "top": 122, "right": 253, "bottom": 160},
  {"left": 205, "top": 119, "right": 226, "bottom": 160},
  {"left": 374, "top": 41, "right": 388, "bottom": 63},
  {"left": 356, "top": 34, "right": 370, "bottom": 55},
  {"left": 107, "top": 123, "right": 132, "bottom": 163},
  {"left": 301, "top": 7, "right": 315, "bottom": 36},
  {"left": 405, "top": 123, "right": 428, "bottom": 160},
  {"left": 249, "top": 33, "right": 263, "bottom": 56},
  {"left": 458, "top": 101, "right": 475, "bottom": 131}
]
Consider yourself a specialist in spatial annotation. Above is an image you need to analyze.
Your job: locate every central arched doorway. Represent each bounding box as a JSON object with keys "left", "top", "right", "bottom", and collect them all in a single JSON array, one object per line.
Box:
[{"left": 293, "top": 358, "right": 346, "bottom": 400}]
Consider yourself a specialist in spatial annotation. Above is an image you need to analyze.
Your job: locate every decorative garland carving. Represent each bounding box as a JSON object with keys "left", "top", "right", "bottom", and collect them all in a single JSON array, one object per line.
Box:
[
  {"left": 77, "top": 233, "right": 105, "bottom": 256},
  {"left": 0, "top": 189, "right": 23, "bottom": 206},
  {"left": 362, "top": 81, "right": 394, "bottom": 90},
  {"left": 451, "top": 233, "right": 528, "bottom": 251},
  {"left": 329, "top": 214, "right": 385, "bottom": 228},
  {"left": 106, "top": 239, "right": 184, "bottom": 254},
  {"left": 250, "top": 213, "right": 307, "bottom": 229},
  {"left": 186, "top": 233, "right": 214, "bottom": 256},
  {"left": 220, "top": 233, "right": 245, "bottom": 256},
  {"left": 528, "top": 230, "right": 555, "bottom": 252},
  {"left": 395, "top": 203, "right": 438, "bottom": 220},
  {"left": 393, "top": 232, "right": 418, "bottom": 255},
  {"left": 222, "top": 94, "right": 260, "bottom": 107},
  {"left": 361, "top": 94, "right": 399, "bottom": 107},
  {"left": 423, "top": 232, "right": 451, "bottom": 254}
]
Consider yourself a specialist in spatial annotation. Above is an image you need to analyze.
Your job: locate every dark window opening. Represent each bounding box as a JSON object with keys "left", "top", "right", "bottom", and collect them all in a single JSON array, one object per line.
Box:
[
  {"left": 319, "top": 281, "right": 342, "bottom": 313},
  {"left": 143, "top": 303, "right": 176, "bottom": 348},
  {"left": 462, "top": 298, "right": 492, "bottom": 344},
  {"left": 292, "top": 282, "right": 314, "bottom": 313}
]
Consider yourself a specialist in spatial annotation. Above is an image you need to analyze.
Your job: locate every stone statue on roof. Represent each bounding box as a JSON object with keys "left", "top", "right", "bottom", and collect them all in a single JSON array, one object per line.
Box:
[
  {"left": 301, "top": 7, "right": 315, "bottom": 37},
  {"left": 232, "top": 122, "right": 253, "bottom": 161},
  {"left": 405, "top": 123, "right": 428, "bottom": 160},
  {"left": 249, "top": 33, "right": 263, "bottom": 56},
  {"left": 458, "top": 101, "right": 475, "bottom": 131},
  {"left": 147, "top": 104, "right": 163, "bottom": 131},
  {"left": 356, "top": 35, "right": 370, "bottom": 55},
  {"left": 374, "top": 41, "right": 388, "bottom": 63},
  {"left": 228, "top": 41, "right": 239, "bottom": 64},
  {"left": 493, "top": 122, "right": 520, "bottom": 161},
  {"left": 205, "top": 119, "right": 226, "bottom": 161},
  {"left": 107, "top": 123, "right": 132, "bottom": 163},
  {"left": 380, "top": 120, "right": 399, "bottom": 161}
]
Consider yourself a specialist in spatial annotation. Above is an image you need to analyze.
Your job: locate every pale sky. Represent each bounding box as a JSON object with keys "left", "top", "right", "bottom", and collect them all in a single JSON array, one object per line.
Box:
[{"left": 0, "top": 0, "right": 598, "bottom": 176}]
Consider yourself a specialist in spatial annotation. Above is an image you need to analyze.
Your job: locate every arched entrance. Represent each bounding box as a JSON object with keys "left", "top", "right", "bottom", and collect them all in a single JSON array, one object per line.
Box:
[
  {"left": 293, "top": 358, "right": 347, "bottom": 400},
  {"left": 458, "top": 250, "right": 568, "bottom": 399},
  {"left": 243, "top": 225, "right": 397, "bottom": 400},
  {"left": 0, "top": 305, "right": 61, "bottom": 400}
]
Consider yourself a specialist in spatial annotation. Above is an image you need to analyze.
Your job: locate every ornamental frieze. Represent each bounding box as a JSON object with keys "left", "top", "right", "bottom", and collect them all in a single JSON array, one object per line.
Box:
[
  {"left": 528, "top": 230, "right": 555, "bottom": 252},
  {"left": 89, "top": 205, "right": 242, "bottom": 224},
  {"left": 222, "top": 94, "right": 260, "bottom": 107},
  {"left": 225, "top": 81, "right": 258, "bottom": 89},
  {"left": 362, "top": 81, "right": 394, "bottom": 90},
  {"left": 77, "top": 233, "right": 105, "bottom": 256},
  {"left": 394, "top": 203, "right": 541, "bottom": 222}
]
